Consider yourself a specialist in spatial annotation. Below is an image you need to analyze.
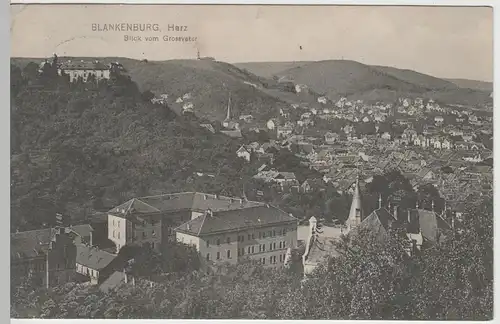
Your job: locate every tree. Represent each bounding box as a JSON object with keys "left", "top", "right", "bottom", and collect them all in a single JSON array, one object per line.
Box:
[{"left": 417, "top": 183, "right": 444, "bottom": 214}]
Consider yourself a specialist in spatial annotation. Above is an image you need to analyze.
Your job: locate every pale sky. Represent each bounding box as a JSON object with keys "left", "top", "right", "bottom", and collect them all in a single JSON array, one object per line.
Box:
[{"left": 11, "top": 5, "right": 493, "bottom": 81}]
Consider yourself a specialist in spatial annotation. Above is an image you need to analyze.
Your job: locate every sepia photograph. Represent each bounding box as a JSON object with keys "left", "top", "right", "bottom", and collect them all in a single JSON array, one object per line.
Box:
[{"left": 10, "top": 4, "right": 493, "bottom": 320}]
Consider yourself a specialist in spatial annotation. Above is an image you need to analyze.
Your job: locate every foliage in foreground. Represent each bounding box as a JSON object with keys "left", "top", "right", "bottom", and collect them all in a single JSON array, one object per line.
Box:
[{"left": 11, "top": 196, "right": 492, "bottom": 320}]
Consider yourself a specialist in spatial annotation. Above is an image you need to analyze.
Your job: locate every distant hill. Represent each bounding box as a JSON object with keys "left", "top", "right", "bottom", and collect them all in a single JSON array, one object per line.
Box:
[
  {"left": 235, "top": 60, "right": 492, "bottom": 106},
  {"left": 12, "top": 57, "right": 492, "bottom": 119},
  {"left": 445, "top": 78, "right": 493, "bottom": 92},
  {"left": 274, "top": 60, "right": 491, "bottom": 106},
  {"left": 235, "top": 61, "right": 310, "bottom": 79},
  {"left": 126, "top": 59, "right": 291, "bottom": 122},
  {"left": 370, "top": 65, "right": 458, "bottom": 91}
]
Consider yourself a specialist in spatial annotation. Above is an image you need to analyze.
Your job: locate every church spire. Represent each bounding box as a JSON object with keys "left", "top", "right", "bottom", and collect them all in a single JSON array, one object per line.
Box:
[
  {"left": 345, "top": 176, "right": 362, "bottom": 232},
  {"left": 225, "top": 92, "right": 232, "bottom": 122}
]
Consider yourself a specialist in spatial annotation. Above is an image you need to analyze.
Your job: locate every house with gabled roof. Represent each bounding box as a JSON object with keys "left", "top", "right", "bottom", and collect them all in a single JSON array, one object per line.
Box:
[
  {"left": 175, "top": 205, "right": 298, "bottom": 268},
  {"left": 236, "top": 145, "right": 251, "bottom": 162},
  {"left": 75, "top": 244, "right": 121, "bottom": 285}
]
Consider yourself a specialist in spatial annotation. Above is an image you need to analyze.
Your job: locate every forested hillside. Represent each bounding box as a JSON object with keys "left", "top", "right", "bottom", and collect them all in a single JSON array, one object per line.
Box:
[{"left": 10, "top": 61, "right": 258, "bottom": 232}]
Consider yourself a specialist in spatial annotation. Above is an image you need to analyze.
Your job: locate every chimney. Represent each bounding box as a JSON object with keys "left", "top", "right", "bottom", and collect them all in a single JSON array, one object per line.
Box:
[
  {"left": 124, "top": 272, "right": 128, "bottom": 284},
  {"left": 204, "top": 194, "right": 207, "bottom": 200},
  {"left": 407, "top": 209, "right": 411, "bottom": 224},
  {"left": 89, "top": 231, "right": 93, "bottom": 246},
  {"left": 205, "top": 209, "right": 213, "bottom": 217}
]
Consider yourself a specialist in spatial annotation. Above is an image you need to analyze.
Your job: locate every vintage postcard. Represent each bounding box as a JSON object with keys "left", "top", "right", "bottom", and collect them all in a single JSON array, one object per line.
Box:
[{"left": 10, "top": 4, "right": 493, "bottom": 320}]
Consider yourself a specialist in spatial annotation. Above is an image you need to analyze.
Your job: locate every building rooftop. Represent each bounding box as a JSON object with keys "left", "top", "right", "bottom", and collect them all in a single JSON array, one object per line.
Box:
[
  {"left": 408, "top": 209, "right": 451, "bottom": 243},
  {"left": 76, "top": 244, "right": 117, "bottom": 270},
  {"left": 69, "top": 224, "right": 94, "bottom": 239},
  {"left": 175, "top": 205, "right": 297, "bottom": 236},
  {"left": 108, "top": 192, "right": 265, "bottom": 218},
  {"left": 60, "top": 60, "right": 110, "bottom": 70}
]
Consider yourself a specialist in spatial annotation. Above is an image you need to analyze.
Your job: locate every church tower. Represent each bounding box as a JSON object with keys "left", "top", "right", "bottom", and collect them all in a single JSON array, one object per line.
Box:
[{"left": 345, "top": 176, "right": 363, "bottom": 233}]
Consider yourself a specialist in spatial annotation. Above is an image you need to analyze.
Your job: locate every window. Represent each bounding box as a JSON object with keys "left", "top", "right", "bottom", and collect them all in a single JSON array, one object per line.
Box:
[
  {"left": 227, "top": 250, "right": 231, "bottom": 259},
  {"left": 206, "top": 240, "right": 210, "bottom": 247},
  {"left": 259, "top": 245, "right": 262, "bottom": 252},
  {"left": 216, "top": 252, "right": 221, "bottom": 260},
  {"left": 259, "top": 232, "right": 262, "bottom": 239},
  {"left": 279, "top": 242, "right": 282, "bottom": 249},
  {"left": 118, "top": 220, "right": 121, "bottom": 227},
  {"left": 217, "top": 239, "right": 221, "bottom": 246},
  {"left": 283, "top": 241, "right": 286, "bottom": 249},
  {"left": 226, "top": 237, "right": 231, "bottom": 244},
  {"left": 252, "top": 234, "right": 255, "bottom": 239},
  {"left": 206, "top": 253, "right": 210, "bottom": 261},
  {"left": 268, "top": 231, "right": 272, "bottom": 237},
  {"left": 118, "top": 232, "right": 121, "bottom": 239},
  {"left": 278, "top": 229, "right": 282, "bottom": 236},
  {"left": 283, "top": 228, "right": 287, "bottom": 235},
  {"left": 273, "top": 242, "right": 276, "bottom": 250},
  {"left": 262, "top": 258, "right": 266, "bottom": 265},
  {"left": 248, "top": 234, "right": 251, "bottom": 240},
  {"left": 273, "top": 256, "right": 277, "bottom": 264},
  {"left": 112, "top": 230, "right": 115, "bottom": 238},
  {"left": 269, "top": 256, "right": 273, "bottom": 264},
  {"left": 262, "top": 244, "right": 266, "bottom": 252},
  {"left": 269, "top": 243, "right": 273, "bottom": 251},
  {"left": 248, "top": 246, "right": 251, "bottom": 254},
  {"left": 142, "top": 232, "right": 146, "bottom": 239},
  {"left": 280, "top": 254, "right": 283, "bottom": 262},
  {"left": 263, "top": 232, "right": 266, "bottom": 238},
  {"left": 273, "top": 230, "right": 276, "bottom": 237},
  {"left": 251, "top": 246, "right": 255, "bottom": 253}
]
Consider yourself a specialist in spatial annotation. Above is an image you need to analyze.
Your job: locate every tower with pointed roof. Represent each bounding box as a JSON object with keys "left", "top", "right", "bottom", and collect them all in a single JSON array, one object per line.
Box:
[
  {"left": 345, "top": 176, "right": 363, "bottom": 233},
  {"left": 222, "top": 92, "right": 232, "bottom": 128}
]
